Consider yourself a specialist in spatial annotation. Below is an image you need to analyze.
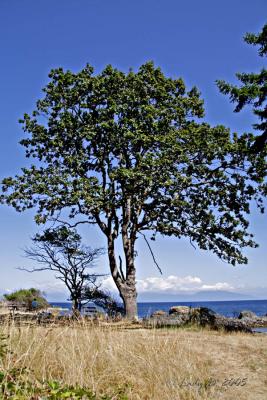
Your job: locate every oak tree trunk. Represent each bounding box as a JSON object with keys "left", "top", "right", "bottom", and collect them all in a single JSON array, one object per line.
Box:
[
  {"left": 107, "top": 235, "right": 138, "bottom": 320},
  {"left": 121, "top": 286, "right": 138, "bottom": 319}
]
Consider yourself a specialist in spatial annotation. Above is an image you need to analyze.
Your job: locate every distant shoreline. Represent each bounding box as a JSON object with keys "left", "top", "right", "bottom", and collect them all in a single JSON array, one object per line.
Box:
[
  {"left": 49, "top": 299, "right": 267, "bottom": 319},
  {"left": 48, "top": 299, "right": 267, "bottom": 303}
]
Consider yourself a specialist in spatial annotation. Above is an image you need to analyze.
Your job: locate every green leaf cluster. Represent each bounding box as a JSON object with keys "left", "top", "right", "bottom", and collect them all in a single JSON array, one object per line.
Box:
[
  {"left": 0, "top": 368, "right": 128, "bottom": 399},
  {"left": 217, "top": 24, "right": 267, "bottom": 152}
]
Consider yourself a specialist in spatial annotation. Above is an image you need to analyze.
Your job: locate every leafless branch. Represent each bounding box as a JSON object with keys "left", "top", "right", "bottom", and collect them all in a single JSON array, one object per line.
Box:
[
  {"left": 189, "top": 238, "right": 197, "bottom": 250},
  {"left": 47, "top": 217, "right": 95, "bottom": 229},
  {"left": 139, "top": 232, "right": 162, "bottom": 275}
]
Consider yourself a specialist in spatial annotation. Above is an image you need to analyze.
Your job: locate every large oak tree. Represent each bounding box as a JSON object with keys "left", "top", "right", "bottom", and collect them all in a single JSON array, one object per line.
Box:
[{"left": 1, "top": 62, "right": 266, "bottom": 318}]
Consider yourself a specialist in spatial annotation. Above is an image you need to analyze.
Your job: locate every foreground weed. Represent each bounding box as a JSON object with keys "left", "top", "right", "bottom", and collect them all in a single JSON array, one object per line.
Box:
[
  {"left": 0, "top": 335, "right": 7, "bottom": 360},
  {"left": 0, "top": 369, "right": 129, "bottom": 399}
]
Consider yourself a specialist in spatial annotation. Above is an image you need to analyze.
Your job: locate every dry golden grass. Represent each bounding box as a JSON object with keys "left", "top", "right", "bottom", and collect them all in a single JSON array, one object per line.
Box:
[{"left": 1, "top": 321, "right": 267, "bottom": 400}]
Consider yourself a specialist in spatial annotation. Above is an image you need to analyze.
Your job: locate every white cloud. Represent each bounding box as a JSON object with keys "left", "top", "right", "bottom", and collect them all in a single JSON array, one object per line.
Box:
[
  {"left": 101, "top": 275, "right": 235, "bottom": 294},
  {"left": 0, "top": 275, "right": 236, "bottom": 301},
  {"left": 101, "top": 276, "right": 117, "bottom": 292},
  {"left": 200, "top": 282, "right": 234, "bottom": 291},
  {"left": 32, "top": 280, "right": 67, "bottom": 294},
  {"left": 136, "top": 275, "right": 202, "bottom": 292}
]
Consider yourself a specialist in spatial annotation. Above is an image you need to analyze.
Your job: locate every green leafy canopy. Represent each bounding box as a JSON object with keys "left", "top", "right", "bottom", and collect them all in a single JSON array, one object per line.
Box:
[
  {"left": 217, "top": 24, "right": 267, "bottom": 152},
  {"left": 1, "top": 61, "right": 266, "bottom": 265}
]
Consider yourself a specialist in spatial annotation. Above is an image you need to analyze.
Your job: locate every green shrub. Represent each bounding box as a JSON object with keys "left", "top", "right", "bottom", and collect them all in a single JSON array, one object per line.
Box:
[
  {"left": 0, "top": 369, "right": 129, "bottom": 399},
  {"left": 3, "top": 288, "right": 49, "bottom": 310},
  {"left": 0, "top": 366, "right": 129, "bottom": 399}
]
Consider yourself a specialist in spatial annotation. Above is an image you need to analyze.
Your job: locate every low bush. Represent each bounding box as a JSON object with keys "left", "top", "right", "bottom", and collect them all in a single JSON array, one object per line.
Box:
[
  {"left": 3, "top": 288, "right": 49, "bottom": 310},
  {"left": 0, "top": 369, "right": 129, "bottom": 399}
]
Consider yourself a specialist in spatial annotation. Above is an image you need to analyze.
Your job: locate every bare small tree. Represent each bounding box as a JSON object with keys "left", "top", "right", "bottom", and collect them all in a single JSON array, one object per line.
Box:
[{"left": 22, "top": 226, "right": 105, "bottom": 313}]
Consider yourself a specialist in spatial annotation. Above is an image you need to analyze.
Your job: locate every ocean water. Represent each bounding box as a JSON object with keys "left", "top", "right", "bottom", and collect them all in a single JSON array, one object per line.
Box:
[
  {"left": 50, "top": 299, "right": 267, "bottom": 318},
  {"left": 253, "top": 327, "right": 267, "bottom": 333}
]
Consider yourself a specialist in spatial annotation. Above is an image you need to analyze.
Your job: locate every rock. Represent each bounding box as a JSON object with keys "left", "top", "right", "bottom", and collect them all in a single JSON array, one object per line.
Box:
[
  {"left": 151, "top": 310, "right": 167, "bottom": 318},
  {"left": 214, "top": 316, "right": 252, "bottom": 333},
  {"left": 238, "top": 310, "right": 257, "bottom": 320},
  {"left": 189, "top": 307, "right": 217, "bottom": 326},
  {"left": 189, "top": 308, "right": 252, "bottom": 332},
  {"left": 144, "top": 306, "right": 191, "bottom": 328},
  {"left": 143, "top": 314, "right": 187, "bottom": 328},
  {"left": 169, "top": 306, "right": 191, "bottom": 315},
  {"left": 142, "top": 305, "right": 254, "bottom": 333},
  {"left": 239, "top": 316, "right": 267, "bottom": 328},
  {"left": 236, "top": 310, "right": 267, "bottom": 328}
]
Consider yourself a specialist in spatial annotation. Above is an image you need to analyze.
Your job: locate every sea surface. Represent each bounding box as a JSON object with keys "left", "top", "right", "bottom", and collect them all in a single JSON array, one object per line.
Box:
[{"left": 50, "top": 299, "right": 267, "bottom": 318}]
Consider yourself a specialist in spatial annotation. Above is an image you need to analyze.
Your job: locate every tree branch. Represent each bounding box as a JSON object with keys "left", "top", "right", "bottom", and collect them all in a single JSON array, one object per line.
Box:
[{"left": 139, "top": 232, "right": 162, "bottom": 275}]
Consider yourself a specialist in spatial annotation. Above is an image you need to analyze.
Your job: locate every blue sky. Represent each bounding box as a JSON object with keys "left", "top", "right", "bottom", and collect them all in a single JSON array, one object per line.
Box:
[{"left": 0, "top": 0, "right": 266, "bottom": 301}]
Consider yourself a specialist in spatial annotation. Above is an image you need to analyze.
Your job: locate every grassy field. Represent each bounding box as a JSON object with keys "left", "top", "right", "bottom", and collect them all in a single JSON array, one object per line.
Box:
[{"left": 0, "top": 321, "right": 267, "bottom": 399}]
